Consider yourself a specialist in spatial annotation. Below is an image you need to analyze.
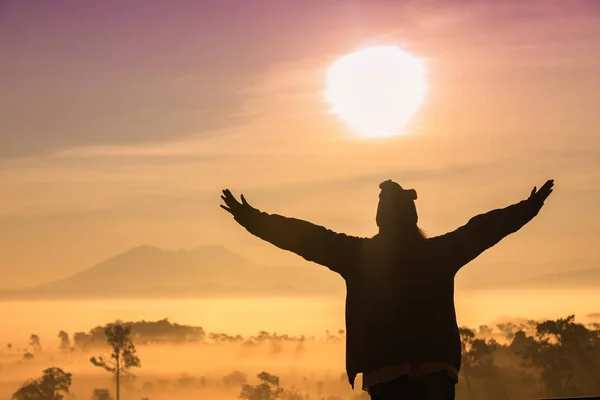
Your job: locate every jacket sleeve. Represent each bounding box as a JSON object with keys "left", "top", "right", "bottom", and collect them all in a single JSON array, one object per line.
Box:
[
  {"left": 437, "top": 198, "right": 543, "bottom": 271},
  {"left": 234, "top": 208, "right": 361, "bottom": 277}
]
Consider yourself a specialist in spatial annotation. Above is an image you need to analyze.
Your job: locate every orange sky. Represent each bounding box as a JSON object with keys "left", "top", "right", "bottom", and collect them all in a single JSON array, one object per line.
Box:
[{"left": 1, "top": 0, "right": 600, "bottom": 289}]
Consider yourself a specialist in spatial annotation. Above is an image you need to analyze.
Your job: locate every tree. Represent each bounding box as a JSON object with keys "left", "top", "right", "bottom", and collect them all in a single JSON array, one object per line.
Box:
[
  {"left": 522, "top": 315, "right": 600, "bottom": 397},
  {"left": 240, "top": 372, "right": 283, "bottom": 400},
  {"left": 29, "top": 334, "right": 42, "bottom": 352},
  {"left": 315, "top": 380, "right": 324, "bottom": 397},
  {"left": 23, "top": 352, "right": 35, "bottom": 361},
  {"left": 478, "top": 325, "right": 493, "bottom": 335},
  {"left": 91, "top": 388, "right": 113, "bottom": 400},
  {"left": 12, "top": 367, "right": 72, "bottom": 400},
  {"left": 459, "top": 327, "right": 504, "bottom": 399},
  {"left": 90, "top": 324, "right": 141, "bottom": 400},
  {"left": 279, "top": 387, "right": 306, "bottom": 400},
  {"left": 73, "top": 332, "right": 92, "bottom": 350},
  {"left": 58, "top": 331, "right": 70, "bottom": 352},
  {"left": 223, "top": 370, "right": 247, "bottom": 387}
]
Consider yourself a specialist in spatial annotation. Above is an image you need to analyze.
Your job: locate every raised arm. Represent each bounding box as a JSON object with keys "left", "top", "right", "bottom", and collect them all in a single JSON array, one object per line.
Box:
[
  {"left": 438, "top": 179, "right": 554, "bottom": 270},
  {"left": 220, "top": 189, "right": 361, "bottom": 277}
]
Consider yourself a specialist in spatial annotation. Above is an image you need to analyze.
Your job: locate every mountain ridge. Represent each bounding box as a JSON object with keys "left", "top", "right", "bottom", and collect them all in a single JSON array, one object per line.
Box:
[
  {"left": 8, "top": 244, "right": 344, "bottom": 299},
  {"left": 1, "top": 245, "right": 597, "bottom": 300}
]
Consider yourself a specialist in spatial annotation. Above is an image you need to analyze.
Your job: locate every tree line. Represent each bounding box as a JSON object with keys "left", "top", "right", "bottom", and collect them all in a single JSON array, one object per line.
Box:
[{"left": 6, "top": 314, "right": 600, "bottom": 399}]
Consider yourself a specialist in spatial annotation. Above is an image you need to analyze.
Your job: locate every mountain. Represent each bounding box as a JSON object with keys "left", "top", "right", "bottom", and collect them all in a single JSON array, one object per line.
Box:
[
  {"left": 0, "top": 245, "right": 344, "bottom": 299},
  {"left": 1, "top": 244, "right": 597, "bottom": 300}
]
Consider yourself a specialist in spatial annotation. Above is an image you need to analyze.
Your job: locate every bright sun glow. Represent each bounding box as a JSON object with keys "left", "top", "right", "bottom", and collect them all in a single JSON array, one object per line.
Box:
[{"left": 325, "top": 45, "right": 427, "bottom": 138}]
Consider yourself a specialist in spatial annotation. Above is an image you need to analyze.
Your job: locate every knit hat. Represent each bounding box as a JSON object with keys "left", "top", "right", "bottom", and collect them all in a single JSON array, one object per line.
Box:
[{"left": 379, "top": 179, "right": 418, "bottom": 224}]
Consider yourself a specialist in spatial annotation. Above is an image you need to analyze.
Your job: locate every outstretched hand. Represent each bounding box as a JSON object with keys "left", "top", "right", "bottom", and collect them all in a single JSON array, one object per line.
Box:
[
  {"left": 528, "top": 179, "right": 554, "bottom": 207},
  {"left": 220, "top": 189, "right": 254, "bottom": 218}
]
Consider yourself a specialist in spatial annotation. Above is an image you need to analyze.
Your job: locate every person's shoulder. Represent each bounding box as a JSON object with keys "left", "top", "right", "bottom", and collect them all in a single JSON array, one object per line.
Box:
[
  {"left": 339, "top": 232, "right": 370, "bottom": 242},
  {"left": 424, "top": 233, "right": 453, "bottom": 249}
]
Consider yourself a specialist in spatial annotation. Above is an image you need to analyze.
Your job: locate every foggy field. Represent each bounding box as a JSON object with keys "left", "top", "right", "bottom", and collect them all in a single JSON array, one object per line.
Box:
[
  {"left": 1, "top": 336, "right": 355, "bottom": 400},
  {"left": 2, "top": 310, "right": 600, "bottom": 400}
]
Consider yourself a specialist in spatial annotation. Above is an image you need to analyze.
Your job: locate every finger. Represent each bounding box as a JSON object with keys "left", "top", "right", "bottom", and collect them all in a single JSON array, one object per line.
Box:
[
  {"left": 220, "top": 205, "right": 233, "bottom": 214},
  {"left": 222, "top": 189, "right": 233, "bottom": 200},
  {"left": 221, "top": 195, "right": 234, "bottom": 207},
  {"left": 539, "top": 183, "right": 553, "bottom": 196},
  {"left": 540, "top": 188, "right": 554, "bottom": 202},
  {"left": 241, "top": 194, "right": 248, "bottom": 206},
  {"left": 530, "top": 187, "right": 536, "bottom": 197},
  {"left": 542, "top": 179, "right": 554, "bottom": 190},
  {"left": 222, "top": 190, "right": 240, "bottom": 205}
]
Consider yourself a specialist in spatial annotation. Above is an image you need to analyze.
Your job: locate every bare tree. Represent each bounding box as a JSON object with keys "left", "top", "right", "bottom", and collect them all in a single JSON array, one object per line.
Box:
[{"left": 90, "top": 324, "right": 141, "bottom": 400}]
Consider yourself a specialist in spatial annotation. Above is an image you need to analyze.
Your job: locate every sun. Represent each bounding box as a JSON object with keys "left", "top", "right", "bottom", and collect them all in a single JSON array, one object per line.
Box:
[{"left": 325, "top": 45, "right": 427, "bottom": 138}]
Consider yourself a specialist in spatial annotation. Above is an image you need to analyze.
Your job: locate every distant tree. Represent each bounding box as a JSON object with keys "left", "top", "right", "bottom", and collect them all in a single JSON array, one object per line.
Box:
[
  {"left": 58, "top": 332, "right": 71, "bottom": 352},
  {"left": 280, "top": 387, "right": 305, "bottom": 400},
  {"left": 90, "top": 324, "right": 141, "bottom": 400},
  {"left": 458, "top": 327, "right": 476, "bottom": 395},
  {"left": 29, "top": 334, "right": 42, "bottom": 352},
  {"left": 478, "top": 325, "right": 493, "bottom": 335},
  {"left": 176, "top": 373, "right": 196, "bottom": 388},
  {"left": 73, "top": 332, "right": 92, "bottom": 350},
  {"left": 509, "top": 330, "right": 535, "bottom": 355},
  {"left": 315, "top": 380, "right": 324, "bottom": 397},
  {"left": 240, "top": 372, "right": 283, "bottom": 400},
  {"left": 223, "top": 370, "right": 247, "bottom": 387},
  {"left": 522, "top": 315, "right": 600, "bottom": 397},
  {"left": 294, "top": 337, "right": 305, "bottom": 359},
  {"left": 23, "top": 352, "right": 35, "bottom": 361},
  {"left": 85, "top": 318, "right": 205, "bottom": 346},
  {"left": 12, "top": 367, "right": 72, "bottom": 400},
  {"left": 7, "top": 343, "right": 12, "bottom": 351},
  {"left": 459, "top": 327, "right": 504, "bottom": 399},
  {"left": 91, "top": 388, "right": 113, "bottom": 400}
]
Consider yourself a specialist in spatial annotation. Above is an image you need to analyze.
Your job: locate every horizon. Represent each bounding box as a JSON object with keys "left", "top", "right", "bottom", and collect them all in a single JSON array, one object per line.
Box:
[{"left": 3, "top": 242, "right": 600, "bottom": 292}]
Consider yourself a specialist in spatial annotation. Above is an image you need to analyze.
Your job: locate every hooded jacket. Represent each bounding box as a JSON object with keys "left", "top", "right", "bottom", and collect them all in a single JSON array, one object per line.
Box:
[{"left": 233, "top": 196, "right": 543, "bottom": 388}]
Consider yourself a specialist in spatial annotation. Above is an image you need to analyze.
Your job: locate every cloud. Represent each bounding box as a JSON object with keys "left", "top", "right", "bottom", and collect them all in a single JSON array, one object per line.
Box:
[{"left": 3, "top": 0, "right": 600, "bottom": 160}]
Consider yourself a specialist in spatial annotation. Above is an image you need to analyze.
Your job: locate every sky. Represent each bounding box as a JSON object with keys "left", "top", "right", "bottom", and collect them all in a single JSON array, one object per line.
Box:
[{"left": 1, "top": 0, "right": 600, "bottom": 289}]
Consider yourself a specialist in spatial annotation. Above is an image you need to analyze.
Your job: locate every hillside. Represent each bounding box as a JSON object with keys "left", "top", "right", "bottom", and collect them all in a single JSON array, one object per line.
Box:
[
  {"left": 1, "top": 245, "right": 344, "bottom": 299},
  {"left": 1, "top": 244, "right": 597, "bottom": 299}
]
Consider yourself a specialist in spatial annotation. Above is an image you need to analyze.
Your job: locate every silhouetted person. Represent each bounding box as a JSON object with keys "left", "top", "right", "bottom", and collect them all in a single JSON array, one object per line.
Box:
[{"left": 220, "top": 179, "right": 554, "bottom": 399}]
